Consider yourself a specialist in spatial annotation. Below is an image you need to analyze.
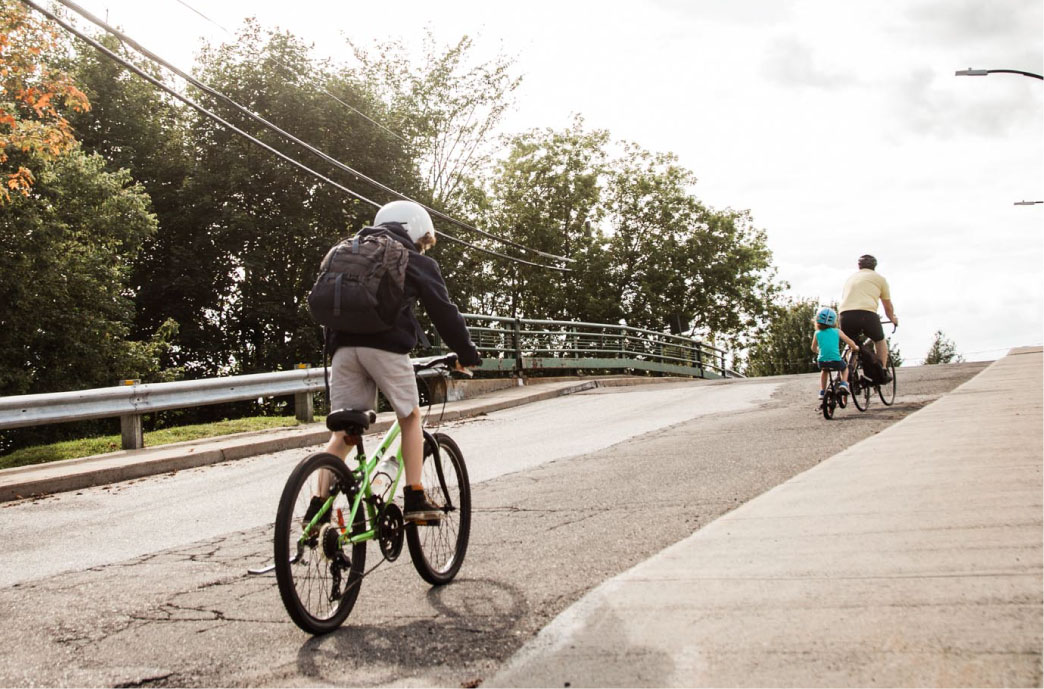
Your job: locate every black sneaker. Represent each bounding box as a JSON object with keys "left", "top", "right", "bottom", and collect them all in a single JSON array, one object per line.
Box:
[
  {"left": 302, "top": 495, "right": 331, "bottom": 535},
  {"left": 403, "top": 487, "right": 443, "bottom": 523}
]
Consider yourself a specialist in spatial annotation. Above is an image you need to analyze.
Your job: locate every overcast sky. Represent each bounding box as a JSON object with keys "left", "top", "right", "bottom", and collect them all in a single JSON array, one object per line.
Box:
[{"left": 65, "top": 0, "right": 1043, "bottom": 363}]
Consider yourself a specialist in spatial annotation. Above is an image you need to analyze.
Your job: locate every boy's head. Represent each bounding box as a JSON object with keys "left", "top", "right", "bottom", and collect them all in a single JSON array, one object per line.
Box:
[
  {"left": 815, "top": 307, "right": 838, "bottom": 330},
  {"left": 374, "top": 200, "right": 437, "bottom": 253}
]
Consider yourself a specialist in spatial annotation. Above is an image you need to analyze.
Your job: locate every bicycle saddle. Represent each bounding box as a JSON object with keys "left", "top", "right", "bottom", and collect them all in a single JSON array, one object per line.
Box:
[{"left": 326, "top": 409, "right": 376, "bottom": 433}]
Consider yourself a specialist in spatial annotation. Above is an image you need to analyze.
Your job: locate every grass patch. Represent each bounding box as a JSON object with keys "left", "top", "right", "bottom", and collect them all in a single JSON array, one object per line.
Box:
[{"left": 0, "top": 415, "right": 325, "bottom": 471}]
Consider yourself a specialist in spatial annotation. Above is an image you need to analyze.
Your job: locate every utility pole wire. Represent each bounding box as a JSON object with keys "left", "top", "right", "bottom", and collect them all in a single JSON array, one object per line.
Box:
[
  {"left": 21, "top": 0, "right": 571, "bottom": 272},
  {"left": 58, "top": 0, "right": 574, "bottom": 265}
]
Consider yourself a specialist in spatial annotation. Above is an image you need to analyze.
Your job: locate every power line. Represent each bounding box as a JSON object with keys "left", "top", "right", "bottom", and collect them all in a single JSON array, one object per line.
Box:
[
  {"left": 61, "top": 0, "right": 574, "bottom": 266},
  {"left": 22, "top": 0, "right": 571, "bottom": 272}
]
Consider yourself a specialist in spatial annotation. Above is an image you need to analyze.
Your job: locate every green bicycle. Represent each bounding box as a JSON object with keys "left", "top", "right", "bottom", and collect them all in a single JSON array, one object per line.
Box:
[{"left": 270, "top": 353, "right": 472, "bottom": 635}]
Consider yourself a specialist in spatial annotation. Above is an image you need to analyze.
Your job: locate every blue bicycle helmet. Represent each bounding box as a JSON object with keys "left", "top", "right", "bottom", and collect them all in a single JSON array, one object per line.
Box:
[{"left": 815, "top": 307, "right": 838, "bottom": 326}]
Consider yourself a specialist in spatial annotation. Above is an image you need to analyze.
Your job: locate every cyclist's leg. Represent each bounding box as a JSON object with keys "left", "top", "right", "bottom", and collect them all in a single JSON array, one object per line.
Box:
[
  {"left": 351, "top": 349, "right": 435, "bottom": 504},
  {"left": 859, "top": 315, "right": 889, "bottom": 374},
  {"left": 319, "top": 347, "right": 378, "bottom": 496},
  {"left": 875, "top": 338, "right": 889, "bottom": 369},
  {"left": 352, "top": 348, "right": 444, "bottom": 522}
]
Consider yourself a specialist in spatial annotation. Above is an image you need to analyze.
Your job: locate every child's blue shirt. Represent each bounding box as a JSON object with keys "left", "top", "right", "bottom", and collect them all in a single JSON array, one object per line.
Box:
[{"left": 816, "top": 328, "right": 843, "bottom": 362}]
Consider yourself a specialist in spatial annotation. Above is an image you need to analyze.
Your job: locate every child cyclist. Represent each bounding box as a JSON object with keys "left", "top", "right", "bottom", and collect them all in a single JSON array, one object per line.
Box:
[
  {"left": 321, "top": 200, "right": 481, "bottom": 523},
  {"left": 811, "top": 307, "right": 859, "bottom": 401}
]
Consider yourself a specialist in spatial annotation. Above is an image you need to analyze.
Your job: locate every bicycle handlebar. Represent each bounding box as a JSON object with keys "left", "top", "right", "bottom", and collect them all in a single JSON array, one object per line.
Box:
[{"left": 413, "top": 353, "right": 473, "bottom": 378}]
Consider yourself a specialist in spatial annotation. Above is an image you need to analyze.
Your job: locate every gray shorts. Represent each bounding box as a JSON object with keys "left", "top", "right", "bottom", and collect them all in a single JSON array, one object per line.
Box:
[{"left": 329, "top": 347, "right": 419, "bottom": 418}]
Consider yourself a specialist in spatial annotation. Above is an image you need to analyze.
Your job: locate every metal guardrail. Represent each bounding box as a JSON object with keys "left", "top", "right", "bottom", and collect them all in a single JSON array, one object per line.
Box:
[
  {"left": 0, "top": 315, "right": 739, "bottom": 451},
  {"left": 0, "top": 366, "right": 329, "bottom": 451}
]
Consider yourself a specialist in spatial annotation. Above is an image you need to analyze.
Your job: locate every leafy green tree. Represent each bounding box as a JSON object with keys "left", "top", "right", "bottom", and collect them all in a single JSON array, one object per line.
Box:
[
  {"left": 487, "top": 119, "right": 610, "bottom": 320},
  {"left": 744, "top": 298, "right": 821, "bottom": 377},
  {"left": 0, "top": 150, "right": 166, "bottom": 395},
  {"left": 888, "top": 339, "right": 903, "bottom": 367},
  {"left": 349, "top": 32, "right": 521, "bottom": 209},
  {"left": 602, "top": 143, "right": 781, "bottom": 339},
  {"left": 190, "top": 23, "right": 417, "bottom": 373},
  {"left": 924, "top": 330, "right": 963, "bottom": 364},
  {"left": 64, "top": 33, "right": 218, "bottom": 373}
]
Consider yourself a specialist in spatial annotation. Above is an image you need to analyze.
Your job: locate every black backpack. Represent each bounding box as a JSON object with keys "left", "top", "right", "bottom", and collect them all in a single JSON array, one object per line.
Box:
[
  {"left": 307, "top": 229, "right": 409, "bottom": 333},
  {"left": 858, "top": 341, "right": 887, "bottom": 385}
]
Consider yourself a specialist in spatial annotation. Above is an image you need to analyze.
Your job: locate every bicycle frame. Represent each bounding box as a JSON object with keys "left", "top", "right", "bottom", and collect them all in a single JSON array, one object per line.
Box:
[
  {"left": 299, "top": 422, "right": 404, "bottom": 549},
  {"left": 300, "top": 421, "right": 455, "bottom": 549}
]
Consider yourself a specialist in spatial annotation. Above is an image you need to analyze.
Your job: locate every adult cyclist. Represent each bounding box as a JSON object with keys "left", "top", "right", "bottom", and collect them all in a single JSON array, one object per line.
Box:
[{"left": 839, "top": 254, "right": 898, "bottom": 382}]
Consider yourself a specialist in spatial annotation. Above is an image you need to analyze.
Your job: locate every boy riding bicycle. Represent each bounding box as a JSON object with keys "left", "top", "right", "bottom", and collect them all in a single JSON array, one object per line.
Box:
[
  {"left": 812, "top": 307, "right": 859, "bottom": 401},
  {"left": 318, "top": 201, "right": 481, "bottom": 523}
]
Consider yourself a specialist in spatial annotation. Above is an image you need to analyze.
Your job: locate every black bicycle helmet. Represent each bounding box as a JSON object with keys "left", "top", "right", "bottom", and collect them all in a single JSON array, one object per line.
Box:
[{"left": 858, "top": 254, "right": 877, "bottom": 270}]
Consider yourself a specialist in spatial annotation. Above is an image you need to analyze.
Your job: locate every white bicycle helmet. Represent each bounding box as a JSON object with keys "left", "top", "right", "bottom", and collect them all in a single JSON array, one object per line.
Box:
[{"left": 373, "top": 200, "right": 435, "bottom": 245}]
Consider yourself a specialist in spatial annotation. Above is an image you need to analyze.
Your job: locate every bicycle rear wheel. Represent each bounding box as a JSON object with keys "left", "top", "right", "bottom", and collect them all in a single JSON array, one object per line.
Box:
[
  {"left": 275, "top": 452, "right": 367, "bottom": 634},
  {"left": 878, "top": 357, "right": 896, "bottom": 405},
  {"left": 406, "top": 432, "right": 471, "bottom": 585}
]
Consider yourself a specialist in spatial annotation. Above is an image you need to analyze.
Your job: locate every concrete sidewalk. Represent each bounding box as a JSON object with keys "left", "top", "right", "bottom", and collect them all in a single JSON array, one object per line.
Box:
[
  {"left": 0, "top": 375, "right": 707, "bottom": 502},
  {"left": 489, "top": 347, "right": 1043, "bottom": 688}
]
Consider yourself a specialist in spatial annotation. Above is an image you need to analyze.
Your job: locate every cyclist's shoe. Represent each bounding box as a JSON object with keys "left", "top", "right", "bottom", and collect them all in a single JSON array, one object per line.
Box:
[
  {"left": 404, "top": 486, "right": 443, "bottom": 524},
  {"left": 302, "top": 495, "right": 331, "bottom": 535},
  {"left": 818, "top": 389, "right": 825, "bottom": 399},
  {"left": 838, "top": 382, "right": 850, "bottom": 396},
  {"left": 880, "top": 371, "right": 892, "bottom": 384}
]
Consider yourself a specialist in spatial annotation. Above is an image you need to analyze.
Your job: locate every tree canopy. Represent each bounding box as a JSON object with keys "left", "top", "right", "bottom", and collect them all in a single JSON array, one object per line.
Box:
[{"left": 4, "top": 8, "right": 791, "bottom": 408}]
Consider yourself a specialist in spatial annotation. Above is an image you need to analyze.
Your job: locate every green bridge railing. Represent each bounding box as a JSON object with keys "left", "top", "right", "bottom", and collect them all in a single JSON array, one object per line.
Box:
[{"left": 434, "top": 314, "right": 740, "bottom": 379}]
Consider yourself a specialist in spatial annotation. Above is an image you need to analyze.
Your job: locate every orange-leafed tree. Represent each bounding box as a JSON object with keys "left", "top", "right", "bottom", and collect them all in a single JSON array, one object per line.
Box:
[{"left": 0, "top": 1, "right": 89, "bottom": 202}]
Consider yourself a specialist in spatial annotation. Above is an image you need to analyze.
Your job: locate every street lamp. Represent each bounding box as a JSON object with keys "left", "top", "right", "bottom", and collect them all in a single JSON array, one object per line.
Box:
[
  {"left": 1014, "top": 200, "right": 1043, "bottom": 206},
  {"left": 955, "top": 67, "right": 1043, "bottom": 80}
]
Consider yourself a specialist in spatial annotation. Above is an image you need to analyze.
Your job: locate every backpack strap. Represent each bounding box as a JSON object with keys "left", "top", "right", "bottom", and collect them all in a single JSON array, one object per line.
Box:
[{"left": 333, "top": 273, "right": 343, "bottom": 317}]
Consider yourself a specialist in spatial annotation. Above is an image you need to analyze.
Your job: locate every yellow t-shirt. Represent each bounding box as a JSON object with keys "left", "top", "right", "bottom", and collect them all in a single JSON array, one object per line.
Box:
[{"left": 840, "top": 269, "right": 890, "bottom": 313}]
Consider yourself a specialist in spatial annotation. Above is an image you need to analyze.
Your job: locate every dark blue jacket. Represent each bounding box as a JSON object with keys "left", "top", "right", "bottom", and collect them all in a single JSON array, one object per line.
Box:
[{"left": 327, "top": 223, "right": 481, "bottom": 366}]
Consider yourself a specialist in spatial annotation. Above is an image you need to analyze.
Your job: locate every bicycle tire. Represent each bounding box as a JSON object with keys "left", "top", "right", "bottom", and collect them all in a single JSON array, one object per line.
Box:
[
  {"left": 275, "top": 452, "right": 367, "bottom": 634},
  {"left": 822, "top": 389, "right": 835, "bottom": 419},
  {"left": 406, "top": 433, "right": 471, "bottom": 586},
  {"left": 850, "top": 358, "right": 871, "bottom": 412}
]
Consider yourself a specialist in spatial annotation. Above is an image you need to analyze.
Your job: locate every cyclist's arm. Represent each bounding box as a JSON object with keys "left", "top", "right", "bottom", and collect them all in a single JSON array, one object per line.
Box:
[
  {"left": 811, "top": 333, "right": 819, "bottom": 355},
  {"left": 881, "top": 298, "right": 898, "bottom": 327},
  {"left": 409, "top": 254, "right": 482, "bottom": 366},
  {"left": 839, "top": 331, "right": 860, "bottom": 351}
]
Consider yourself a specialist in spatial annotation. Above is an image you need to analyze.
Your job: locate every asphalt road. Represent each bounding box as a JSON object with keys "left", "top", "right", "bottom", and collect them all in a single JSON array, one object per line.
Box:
[{"left": 0, "top": 362, "right": 987, "bottom": 687}]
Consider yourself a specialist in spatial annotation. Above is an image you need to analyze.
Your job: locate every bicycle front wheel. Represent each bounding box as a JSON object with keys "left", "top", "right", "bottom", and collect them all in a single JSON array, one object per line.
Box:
[
  {"left": 879, "top": 357, "right": 897, "bottom": 406},
  {"left": 406, "top": 433, "right": 472, "bottom": 585},
  {"left": 274, "top": 452, "right": 367, "bottom": 634}
]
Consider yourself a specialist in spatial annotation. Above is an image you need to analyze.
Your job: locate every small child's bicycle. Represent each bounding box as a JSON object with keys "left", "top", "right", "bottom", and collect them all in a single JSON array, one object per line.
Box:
[
  {"left": 820, "top": 360, "right": 849, "bottom": 420},
  {"left": 262, "top": 353, "right": 472, "bottom": 634}
]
